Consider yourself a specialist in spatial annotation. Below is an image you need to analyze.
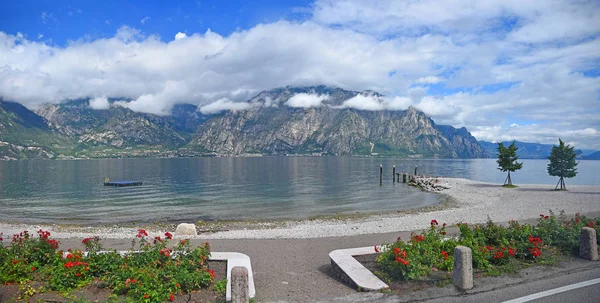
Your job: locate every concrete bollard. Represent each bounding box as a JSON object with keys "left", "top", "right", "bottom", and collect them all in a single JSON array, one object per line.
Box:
[
  {"left": 580, "top": 227, "right": 599, "bottom": 261},
  {"left": 453, "top": 246, "right": 473, "bottom": 290},
  {"left": 231, "top": 266, "right": 249, "bottom": 303}
]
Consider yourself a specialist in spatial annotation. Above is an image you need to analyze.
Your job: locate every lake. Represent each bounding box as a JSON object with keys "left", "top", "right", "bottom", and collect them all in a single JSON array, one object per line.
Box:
[{"left": 0, "top": 157, "right": 598, "bottom": 225}]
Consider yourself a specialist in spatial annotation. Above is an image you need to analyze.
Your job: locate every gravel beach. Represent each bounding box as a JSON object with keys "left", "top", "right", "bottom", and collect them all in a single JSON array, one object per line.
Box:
[{"left": 1, "top": 178, "right": 599, "bottom": 240}]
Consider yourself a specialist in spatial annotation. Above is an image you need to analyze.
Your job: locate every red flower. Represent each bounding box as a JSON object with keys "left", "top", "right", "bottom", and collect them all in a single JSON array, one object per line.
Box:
[
  {"left": 374, "top": 245, "right": 379, "bottom": 253},
  {"left": 529, "top": 247, "right": 542, "bottom": 257},
  {"left": 208, "top": 269, "right": 215, "bottom": 278},
  {"left": 154, "top": 236, "right": 162, "bottom": 244},
  {"left": 441, "top": 250, "right": 449, "bottom": 260},
  {"left": 397, "top": 236, "right": 402, "bottom": 241},
  {"left": 181, "top": 240, "right": 186, "bottom": 245},
  {"left": 176, "top": 283, "right": 180, "bottom": 288},
  {"left": 31, "top": 266, "right": 36, "bottom": 271},
  {"left": 165, "top": 232, "right": 173, "bottom": 239},
  {"left": 413, "top": 235, "right": 425, "bottom": 243},
  {"left": 442, "top": 223, "right": 447, "bottom": 227},
  {"left": 508, "top": 248, "right": 516, "bottom": 256},
  {"left": 66, "top": 253, "right": 73, "bottom": 259},
  {"left": 539, "top": 214, "right": 545, "bottom": 217},
  {"left": 76, "top": 273, "right": 82, "bottom": 277},
  {"left": 588, "top": 221, "right": 596, "bottom": 228},
  {"left": 170, "top": 294, "right": 175, "bottom": 302},
  {"left": 144, "top": 294, "right": 149, "bottom": 299},
  {"left": 137, "top": 229, "right": 148, "bottom": 238},
  {"left": 441, "top": 231, "right": 446, "bottom": 235},
  {"left": 493, "top": 251, "right": 504, "bottom": 259},
  {"left": 544, "top": 216, "right": 549, "bottom": 219},
  {"left": 12, "top": 259, "right": 18, "bottom": 264},
  {"left": 431, "top": 219, "right": 439, "bottom": 226}
]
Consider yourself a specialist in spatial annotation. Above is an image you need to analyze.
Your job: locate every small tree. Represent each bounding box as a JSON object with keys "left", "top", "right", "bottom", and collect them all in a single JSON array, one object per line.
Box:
[
  {"left": 497, "top": 141, "right": 523, "bottom": 186},
  {"left": 547, "top": 138, "right": 578, "bottom": 190}
]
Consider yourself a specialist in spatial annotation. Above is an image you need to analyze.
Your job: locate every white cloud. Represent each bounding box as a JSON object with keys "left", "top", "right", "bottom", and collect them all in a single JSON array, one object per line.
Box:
[
  {"left": 415, "top": 76, "right": 441, "bottom": 84},
  {"left": 340, "top": 94, "right": 384, "bottom": 111},
  {"left": 140, "top": 16, "right": 150, "bottom": 24},
  {"left": 174, "top": 32, "right": 187, "bottom": 40},
  {"left": 199, "top": 98, "right": 254, "bottom": 114},
  {"left": 1, "top": 0, "right": 599, "bottom": 148},
  {"left": 40, "top": 12, "right": 55, "bottom": 24},
  {"left": 89, "top": 96, "right": 110, "bottom": 110},
  {"left": 105, "top": 20, "right": 111, "bottom": 25},
  {"left": 285, "top": 93, "right": 328, "bottom": 108},
  {"left": 37, "top": 33, "right": 43, "bottom": 39}
]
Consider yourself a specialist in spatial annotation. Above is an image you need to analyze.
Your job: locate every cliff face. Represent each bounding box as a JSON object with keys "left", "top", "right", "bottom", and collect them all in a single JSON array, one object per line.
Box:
[
  {"left": 1, "top": 86, "right": 487, "bottom": 159},
  {"left": 190, "top": 87, "right": 486, "bottom": 158}
]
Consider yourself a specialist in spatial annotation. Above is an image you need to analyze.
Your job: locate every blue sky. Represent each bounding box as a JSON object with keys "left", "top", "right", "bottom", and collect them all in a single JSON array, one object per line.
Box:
[
  {"left": 1, "top": 0, "right": 311, "bottom": 45},
  {"left": 0, "top": 0, "right": 599, "bottom": 149}
]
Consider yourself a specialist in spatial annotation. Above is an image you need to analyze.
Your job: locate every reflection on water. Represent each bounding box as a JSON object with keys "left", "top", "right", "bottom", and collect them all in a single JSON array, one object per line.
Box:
[{"left": 0, "top": 157, "right": 598, "bottom": 225}]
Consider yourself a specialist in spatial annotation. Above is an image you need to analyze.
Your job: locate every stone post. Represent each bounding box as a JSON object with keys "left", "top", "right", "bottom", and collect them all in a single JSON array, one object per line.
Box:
[
  {"left": 580, "top": 227, "right": 599, "bottom": 261},
  {"left": 453, "top": 246, "right": 473, "bottom": 290},
  {"left": 231, "top": 266, "right": 249, "bottom": 303}
]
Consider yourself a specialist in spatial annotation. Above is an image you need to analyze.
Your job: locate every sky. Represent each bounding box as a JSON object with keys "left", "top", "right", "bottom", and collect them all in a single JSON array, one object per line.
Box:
[{"left": 0, "top": 0, "right": 599, "bottom": 149}]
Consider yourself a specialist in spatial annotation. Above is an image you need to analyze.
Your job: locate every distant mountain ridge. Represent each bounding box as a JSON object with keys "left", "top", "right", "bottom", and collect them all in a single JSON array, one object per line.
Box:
[
  {"left": 479, "top": 140, "right": 591, "bottom": 159},
  {"left": 1, "top": 86, "right": 486, "bottom": 159}
]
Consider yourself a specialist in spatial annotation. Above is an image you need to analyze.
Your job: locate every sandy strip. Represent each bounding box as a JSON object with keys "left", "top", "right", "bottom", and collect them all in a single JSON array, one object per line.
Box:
[{"left": 1, "top": 178, "right": 599, "bottom": 240}]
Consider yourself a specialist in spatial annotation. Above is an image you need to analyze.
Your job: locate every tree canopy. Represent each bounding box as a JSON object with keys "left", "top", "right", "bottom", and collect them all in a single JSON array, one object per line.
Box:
[
  {"left": 497, "top": 141, "right": 523, "bottom": 186},
  {"left": 547, "top": 138, "right": 578, "bottom": 190}
]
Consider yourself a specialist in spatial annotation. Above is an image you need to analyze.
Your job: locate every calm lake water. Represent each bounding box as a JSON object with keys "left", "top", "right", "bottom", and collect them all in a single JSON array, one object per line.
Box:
[{"left": 0, "top": 157, "right": 598, "bottom": 225}]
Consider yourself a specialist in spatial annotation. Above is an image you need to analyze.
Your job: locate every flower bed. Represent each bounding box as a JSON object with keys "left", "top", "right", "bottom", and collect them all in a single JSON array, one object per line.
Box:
[
  {"left": 0, "top": 229, "right": 226, "bottom": 302},
  {"left": 372, "top": 212, "right": 600, "bottom": 289}
]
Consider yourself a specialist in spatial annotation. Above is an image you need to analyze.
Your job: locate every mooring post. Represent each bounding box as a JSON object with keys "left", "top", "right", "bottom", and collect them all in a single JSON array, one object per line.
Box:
[
  {"left": 402, "top": 173, "right": 407, "bottom": 183},
  {"left": 379, "top": 165, "right": 383, "bottom": 185},
  {"left": 392, "top": 165, "right": 396, "bottom": 183},
  {"left": 414, "top": 165, "right": 418, "bottom": 176}
]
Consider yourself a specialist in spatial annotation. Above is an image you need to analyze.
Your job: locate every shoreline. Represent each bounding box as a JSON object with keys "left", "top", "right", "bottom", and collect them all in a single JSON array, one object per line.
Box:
[{"left": 1, "top": 178, "right": 599, "bottom": 240}]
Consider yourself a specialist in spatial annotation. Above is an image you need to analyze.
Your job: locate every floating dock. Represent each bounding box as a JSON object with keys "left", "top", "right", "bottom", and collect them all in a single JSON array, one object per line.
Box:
[{"left": 103, "top": 180, "right": 143, "bottom": 187}]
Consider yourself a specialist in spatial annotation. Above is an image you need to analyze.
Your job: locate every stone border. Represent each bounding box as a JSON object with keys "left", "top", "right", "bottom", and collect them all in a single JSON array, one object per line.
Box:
[
  {"left": 64, "top": 251, "right": 255, "bottom": 302},
  {"left": 329, "top": 245, "right": 389, "bottom": 291},
  {"left": 211, "top": 252, "right": 256, "bottom": 302}
]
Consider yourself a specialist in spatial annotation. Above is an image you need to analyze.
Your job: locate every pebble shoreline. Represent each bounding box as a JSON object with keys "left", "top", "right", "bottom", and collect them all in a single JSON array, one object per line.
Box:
[{"left": 1, "top": 178, "right": 599, "bottom": 240}]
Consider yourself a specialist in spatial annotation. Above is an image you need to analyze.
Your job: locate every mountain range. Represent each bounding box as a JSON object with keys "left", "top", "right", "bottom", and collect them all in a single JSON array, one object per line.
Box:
[
  {"left": 0, "top": 86, "right": 595, "bottom": 160},
  {"left": 479, "top": 141, "right": 596, "bottom": 160}
]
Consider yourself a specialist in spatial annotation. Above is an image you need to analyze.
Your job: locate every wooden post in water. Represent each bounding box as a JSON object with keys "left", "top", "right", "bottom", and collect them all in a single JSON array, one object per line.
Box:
[
  {"left": 403, "top": 173, "right": 407, "bottom": 183},
  {"left": 379, "top": 165, "right": 383, "bottom": 185},
  {"left": 414, "top": 165, "right": 418, "bottom": 176},
  {"left": 392, "top": 165, "right": 396, "bottom": 183}
]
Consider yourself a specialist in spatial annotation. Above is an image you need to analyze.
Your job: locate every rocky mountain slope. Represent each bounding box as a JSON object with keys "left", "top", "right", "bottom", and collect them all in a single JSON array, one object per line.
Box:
[
  {"left": 0, "top": 100, "right": 72, "bottom": 160},
  {"left": 191, "top": 86, "right": 485, "bottom": 157},
  {"left": 1, "top": 86, "right": 487, "bottom": 159}
]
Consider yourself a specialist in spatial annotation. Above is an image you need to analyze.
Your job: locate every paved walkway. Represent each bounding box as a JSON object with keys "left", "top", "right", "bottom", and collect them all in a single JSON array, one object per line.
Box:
[{"left": 56, "top": 213, "right": 600, "bottom": 302}]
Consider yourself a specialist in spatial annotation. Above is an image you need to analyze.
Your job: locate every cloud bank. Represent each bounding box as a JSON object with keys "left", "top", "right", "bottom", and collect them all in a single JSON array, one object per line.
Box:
[
  {"left": 0, "top": 0, "right": 599, "bottom": 148},
  {"left": 285, "top": 93, "right": 329, "bottom": 108}
]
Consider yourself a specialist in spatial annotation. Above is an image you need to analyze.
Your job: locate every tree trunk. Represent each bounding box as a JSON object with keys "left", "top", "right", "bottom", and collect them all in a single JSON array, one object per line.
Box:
[{"left": 504, "top": 171, "right": 512, "bottom": 186}]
